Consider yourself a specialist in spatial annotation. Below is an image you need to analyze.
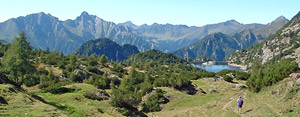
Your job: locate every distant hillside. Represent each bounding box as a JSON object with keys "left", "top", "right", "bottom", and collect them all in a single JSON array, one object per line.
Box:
[
  {"left": 173, "top": 30, "right": 263, "bottom": 61},
  {"left": 126, "top": 49, "right": 185, "bottom": 64},
  {"left": 73, "top": 38, "right": 139, "bottom": 61},
  {"left": 228, "top": 11, "right": 300, "bottom": 67}
]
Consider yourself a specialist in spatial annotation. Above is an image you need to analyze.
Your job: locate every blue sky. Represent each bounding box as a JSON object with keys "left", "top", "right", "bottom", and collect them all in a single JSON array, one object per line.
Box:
[{"left": 0, "top": 0, "right": 299, "bottom": 26}]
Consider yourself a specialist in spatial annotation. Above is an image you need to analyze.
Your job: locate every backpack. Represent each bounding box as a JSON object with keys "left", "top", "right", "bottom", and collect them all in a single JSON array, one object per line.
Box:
[{"left": 238, "top": 99, "right": 243, "bottom": 105}]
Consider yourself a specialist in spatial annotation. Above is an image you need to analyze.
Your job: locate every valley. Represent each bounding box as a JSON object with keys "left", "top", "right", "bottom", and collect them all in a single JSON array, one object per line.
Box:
[{"left": 1, "top": 2, "right": 300, "bottom": 116}]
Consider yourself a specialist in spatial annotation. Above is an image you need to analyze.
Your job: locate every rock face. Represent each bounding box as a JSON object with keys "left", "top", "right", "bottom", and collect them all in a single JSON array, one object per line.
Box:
[{"left": 228, "top": 11, "right": 300, "bottom": 66}]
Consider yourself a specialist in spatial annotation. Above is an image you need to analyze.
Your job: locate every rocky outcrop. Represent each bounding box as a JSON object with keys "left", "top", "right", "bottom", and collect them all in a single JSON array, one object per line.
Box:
[{"left": 228, "top": 11, "right": 300, "bottom": 66}]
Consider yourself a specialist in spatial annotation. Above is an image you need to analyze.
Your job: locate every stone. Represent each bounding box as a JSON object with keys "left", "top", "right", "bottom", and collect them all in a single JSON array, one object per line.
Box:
[
  {"left": 289, "top": 73, "right": 300, "bottom": 79},
  {"left": 236, "top": 84, "right": 247, "bottom": 89},
  {"left": 296, "top": 78, "right": 300, "bottom": 86},
  {"left": 287, "top": 81, "right": 295, "bottom": 87},
  {"left": 209, "top": 89, "right": 217, "bottom": 93},
  {"left": 198, "top": 88, "right": 206, "bottom": 94}
]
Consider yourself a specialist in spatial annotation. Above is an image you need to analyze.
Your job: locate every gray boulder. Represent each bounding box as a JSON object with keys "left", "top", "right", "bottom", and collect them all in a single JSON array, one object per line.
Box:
[{"left": 296, "top": 78, "right": 300, "bottom": 86}]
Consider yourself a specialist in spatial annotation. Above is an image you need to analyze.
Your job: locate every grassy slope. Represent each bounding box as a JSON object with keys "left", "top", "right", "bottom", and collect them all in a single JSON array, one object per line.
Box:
[
  {"left": 0, "top": 84, "right": 66, "bottom": 116},
  {"left": 149, "top": 78, "right": 300, "bottom": 117},
  {"left": 1, "top": 76, "right": 300, "bottom": 116},
  {"left": 0, "top": 83, "right": 123, "bottom": 117}
]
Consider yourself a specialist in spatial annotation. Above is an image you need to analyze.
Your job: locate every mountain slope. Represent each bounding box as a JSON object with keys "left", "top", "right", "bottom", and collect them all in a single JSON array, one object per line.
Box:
[
  {"left": 229, "top": 11, "right": 300, "bottom": 66},
  {"left": 73, "top": 38, "right": 139, "bottom": 61},
  {"left": 253, "top": 16, "right": 289, "bottom": 37},
  {"left": 0, "top": 12, "right": 84, "bottom": 54},
  {"left": 0, "top": 12, "right": 153, "bottom": 55},
  {"left": 173, "top": 30, "right": 263, "bottom": 61}
]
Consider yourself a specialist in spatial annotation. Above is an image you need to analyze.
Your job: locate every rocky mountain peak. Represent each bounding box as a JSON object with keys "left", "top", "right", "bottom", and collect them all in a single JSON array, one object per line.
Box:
[
  {"left": 224, "top": 19, "right": 240, "bottom": 25},
  {"left": 272, "top": 16, "right": 289, "bottom": 24},
  {"left": 80, "top": 11, "right": 90, "bottom": 16}
]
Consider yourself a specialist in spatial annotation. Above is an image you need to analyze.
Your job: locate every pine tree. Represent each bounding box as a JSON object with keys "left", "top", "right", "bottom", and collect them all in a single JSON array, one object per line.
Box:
[
  {"left": 2, "top": 31, "right": 35, "bottom": 86},
  {"left": 100, "top": 55, "right": 108, "bottom": 65}
]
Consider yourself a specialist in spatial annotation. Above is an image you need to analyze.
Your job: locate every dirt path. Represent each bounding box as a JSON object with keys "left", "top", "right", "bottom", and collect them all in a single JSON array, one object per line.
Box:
[{"left": 223, "top": 97, "right": 234, "bottom": 110}]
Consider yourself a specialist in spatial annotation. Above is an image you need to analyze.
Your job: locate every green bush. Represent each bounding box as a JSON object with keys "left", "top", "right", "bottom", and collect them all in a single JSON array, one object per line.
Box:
[
  {"left": 45, "top": 86, "right": 75, "bottom": 94},
  {"left": 236, "top": 72, "right": 250, "bottom": 80},
  {"left": 84, "top": 90, "right": 109, "bottom": 101},
  {"left": 223, "top": 75, "right": 233, "bottom": 82},
  {"left": 23, "top": 75, "right": 39, "bottom": 87},
  {"left": 247, "top": 59, "right": 299, "bottom": 92},
  {"left": 142, "top": 89, "right": 168, "bottom": 112}
]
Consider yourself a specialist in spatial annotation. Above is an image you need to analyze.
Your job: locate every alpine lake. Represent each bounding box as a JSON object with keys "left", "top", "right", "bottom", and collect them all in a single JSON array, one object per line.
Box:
[{"left": 193, "top": 61, "right": 244, "bottom": 73}]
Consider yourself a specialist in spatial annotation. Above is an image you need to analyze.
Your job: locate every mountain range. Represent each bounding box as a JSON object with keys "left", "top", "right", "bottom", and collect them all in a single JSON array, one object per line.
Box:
[
  {"left": 0, "top": 12, "right": 153, "bottom": 54},
  {"left": 0, "top": 11, "right": 288, "bottom": 55},
  {"left": 173, "top": 30, "right": 263, "bottom": 61},
  {"left": 173, "top": 17, "right": 289, "bottom": 61},
  {"left": 119, "top": 17, "right": 287, "bottom": 52}
]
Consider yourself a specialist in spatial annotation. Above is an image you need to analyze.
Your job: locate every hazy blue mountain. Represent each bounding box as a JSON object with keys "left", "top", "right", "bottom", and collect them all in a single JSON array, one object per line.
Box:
[
  {"left": 73, "top": 38, "right": 139, "bottom": 61},
  {"left": 123, "top": 18, "right": 286, "bottom": 52},
  {"left": 117, "top": 21, "right": 140, "bottom": 29}
]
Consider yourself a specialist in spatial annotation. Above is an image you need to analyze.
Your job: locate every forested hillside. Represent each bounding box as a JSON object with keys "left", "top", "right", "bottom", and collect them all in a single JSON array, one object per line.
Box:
[{"left": 73, "top": 38, "right": 139, "bottom": 61}]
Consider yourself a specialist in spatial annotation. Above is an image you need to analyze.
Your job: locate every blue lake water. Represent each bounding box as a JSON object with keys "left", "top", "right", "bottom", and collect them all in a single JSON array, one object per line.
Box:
[{"left": 194, "top": 64, "right": 244, "bottom": 73}]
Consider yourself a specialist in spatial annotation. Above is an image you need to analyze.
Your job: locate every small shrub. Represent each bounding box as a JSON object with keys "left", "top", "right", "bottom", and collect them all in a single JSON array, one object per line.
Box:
[
  {"left": 84, "top": 90, "right": 109, "bottom": 101},
  {"left": 223, "top": 75, "right": 233, "bottom": 82},
  {"left": 24, "top": 75, "right": 40, "bottom": 87},
  {"left": 47, "top": 87, "right": 75, "bottom": 94},
  {"left": 142, "top": 89, "right": 168, "bottom": 112}
]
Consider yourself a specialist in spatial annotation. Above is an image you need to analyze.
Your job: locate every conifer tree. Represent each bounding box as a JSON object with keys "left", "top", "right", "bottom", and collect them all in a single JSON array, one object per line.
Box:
[{"left": 2, "top": 31, "right": 35, "bottom": 86}]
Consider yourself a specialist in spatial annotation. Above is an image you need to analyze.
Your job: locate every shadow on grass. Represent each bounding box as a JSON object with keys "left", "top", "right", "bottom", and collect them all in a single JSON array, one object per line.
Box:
[
  {"left": 244, "top": 108, "right": 253, "bottom": 114},
  {"left": 30, "top": 94, "right": 67, "bottom": 110},
  {"left": 0, "top": 96, "right": 8, "bottom": 104}
]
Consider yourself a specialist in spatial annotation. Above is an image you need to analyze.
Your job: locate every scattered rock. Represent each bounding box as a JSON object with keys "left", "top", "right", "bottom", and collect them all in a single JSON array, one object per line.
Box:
[
  {"left": 197, "top": 88, "right": 206, "bottom": 94},
  {"left": 236, "top": 84, "right": 247, "bottom": 89},
  {"left": 287, "top": 81, "right": 295, "bottom": 87},
  {"left": 289, "top": 73, "right": 300, "bottom": 79},
  {"left": 296, "top": 79, "right": 300, "bottom": 86},
  {"left": 210, "top": 85, "right": 218, "bottom": 89},
  {"left": 209, "top": 89, "right": 217, "bottom": 93},
  {"left": 226, "top": 73, "right": 235, "bottom": 79},
  {"left": 294, "top": 102, "right": 300, "bottom": 107},
  {"left": 270, "top": 89, "right": 278, "bottom": 96}
]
